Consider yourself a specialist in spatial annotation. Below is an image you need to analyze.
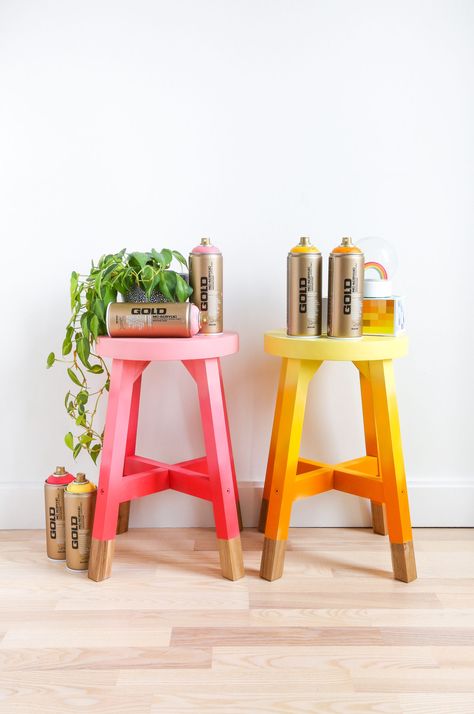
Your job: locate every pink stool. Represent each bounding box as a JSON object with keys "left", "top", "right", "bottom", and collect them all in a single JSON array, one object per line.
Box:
[{"left": 87, "top": 332, "right": 244, "bottom": 582}]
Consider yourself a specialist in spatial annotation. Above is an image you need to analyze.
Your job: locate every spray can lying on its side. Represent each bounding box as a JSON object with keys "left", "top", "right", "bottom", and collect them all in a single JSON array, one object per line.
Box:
[
  {"left": 44, "top": 466, "right": 75, "bottom": 561},
  {"left": 64, "top": 473, "right": 97, "bottom": 572},
  {"left": 287, "top": 237, "right": 322, "bottom": 337},
  {"left": 106, "top": 302, "right": 200, "bottom": 338},
  {"left": 189, "top": 238, "right": 223, "bottom": 334},
  {"left": 328, "top": 237, "right": 364, "bottom": 339}
]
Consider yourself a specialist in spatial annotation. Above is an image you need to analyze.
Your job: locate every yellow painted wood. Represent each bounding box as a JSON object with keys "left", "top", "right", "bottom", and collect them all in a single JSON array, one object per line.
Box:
[
  {"left": 263, "top": 358, "right": 321, "bottom": 543},
  {"left": 294, "top": 467, "right": 333, "bottom": 500},
  {"left": 369, "top": 359, "right": 414, "bottom": 548},
  {"left": 333, "top": 468, "right": 384, "bottom": 501},
  {"left": 355, "top": 360, "right": 388, "bottom": 535},
  {"left": 258, "top": 359, "right": 289, "bottom": 533},
  {"left": 265, "top": 330, "right": 408, "bottom": 362}
]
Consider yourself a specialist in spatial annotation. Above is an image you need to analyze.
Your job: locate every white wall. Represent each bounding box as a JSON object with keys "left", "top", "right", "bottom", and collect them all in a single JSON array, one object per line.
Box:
[{"left": 1, "top": 0, "right": 473, "bottom": 528}]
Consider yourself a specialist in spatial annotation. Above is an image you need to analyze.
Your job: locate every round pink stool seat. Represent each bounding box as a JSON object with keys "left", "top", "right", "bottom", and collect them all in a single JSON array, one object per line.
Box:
[
  {"left": 96, "top": 332, "right": 239, "bottom": 361},
  {"left": 88, "top": 330, "right": 244, "bottom": 583}
]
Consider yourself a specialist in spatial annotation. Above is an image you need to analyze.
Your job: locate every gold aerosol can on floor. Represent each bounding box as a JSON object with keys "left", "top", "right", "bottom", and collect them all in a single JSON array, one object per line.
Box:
[
  {"left": 189, "top": 238, "right": 223, "bottom": 334},
  {"left": 327, "top": 237, "right": 364, "bottom": 339},
  {"left": 64, "top": 473, "right": 97, "bottom": 572},
  {"left": 287, "top": 237, "right": 322, "bottom": 337},
  {"left": 44, "top": 466, "right": 75, "bottom": 561}
]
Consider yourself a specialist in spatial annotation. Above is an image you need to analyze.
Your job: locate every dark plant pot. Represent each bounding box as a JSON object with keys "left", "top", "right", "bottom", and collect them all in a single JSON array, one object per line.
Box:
[{"left": 123, "top": 273, "right": 189, "bottom": 304}]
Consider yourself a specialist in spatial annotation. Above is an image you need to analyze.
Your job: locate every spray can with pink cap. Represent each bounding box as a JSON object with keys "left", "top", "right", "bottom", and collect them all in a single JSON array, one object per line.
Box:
[{"left": 189, "top": 238, "right": 223, "bottom": 334}]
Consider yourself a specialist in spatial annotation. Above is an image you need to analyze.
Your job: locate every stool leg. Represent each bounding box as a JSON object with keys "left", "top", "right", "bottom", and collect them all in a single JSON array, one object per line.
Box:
[
  {"left": 218, "top": 361, "right": 243, "bottom": 532},
  {"left": 88, "top": 360, "right": 148, "bottom": 582},
  {"left": 191, "top": 358, "right": 244, "bottom": 581},
  {"left": 116, "top": 375, "right": 143, "bottom": 535},
  {"left": 258, "top": 359, "right": 287, "bottom": 533},
  {"left": 260, "top": 359, "right": 320, "bottom": 581},
  {"left": 356, "top": 361, "right": 388, "bottom": 536},
  {"left": 369, "top": 360, "right": 417, "bottom": 583}
]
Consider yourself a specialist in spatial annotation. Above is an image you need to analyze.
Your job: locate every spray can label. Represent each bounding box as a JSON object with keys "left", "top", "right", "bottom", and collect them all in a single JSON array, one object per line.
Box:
[
  {"left": 287, "top": 238, "right": 322, "bottom": 337},
  {"left": 189, "top": 239, "right": 223, "bottom": 334},
  {"left": 44, "top": 467, "right": 74, "bottom": 560},
  {"left": 64, "top": 475, "right": 97, "bottom": 571},
  {"left": 327, "top": 239, "right": 364, "bottom": 338}
]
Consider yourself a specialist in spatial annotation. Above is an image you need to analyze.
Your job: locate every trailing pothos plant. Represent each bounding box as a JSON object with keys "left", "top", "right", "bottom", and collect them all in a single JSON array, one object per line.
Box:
[{"left": 46, "top": 248, "right": 193, "bottom": 464}]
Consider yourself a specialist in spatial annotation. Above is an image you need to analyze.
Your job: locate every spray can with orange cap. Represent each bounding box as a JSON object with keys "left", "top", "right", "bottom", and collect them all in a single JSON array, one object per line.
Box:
[
  {"left": 44, "top": 466, "right": 75, "bottom": 561},
  {"left": 64, "top": 473, "right": 97, "bottom": 572},
  {"left": 327, "top": 237, "right": 364, "bottom": 339},
  {"left": 287, "top": 237, "right": 322, "bottom": 337}
]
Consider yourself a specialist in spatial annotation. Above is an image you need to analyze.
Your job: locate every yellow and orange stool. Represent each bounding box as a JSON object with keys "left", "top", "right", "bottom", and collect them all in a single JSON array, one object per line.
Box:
[{"left": 258, "top": 330, "right": 417, "bottom": 583}]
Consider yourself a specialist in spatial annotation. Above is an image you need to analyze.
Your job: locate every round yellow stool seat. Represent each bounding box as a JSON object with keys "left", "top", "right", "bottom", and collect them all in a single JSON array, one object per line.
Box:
[{"left": 264, "top": 330, "right": 408, "bottom": 362}]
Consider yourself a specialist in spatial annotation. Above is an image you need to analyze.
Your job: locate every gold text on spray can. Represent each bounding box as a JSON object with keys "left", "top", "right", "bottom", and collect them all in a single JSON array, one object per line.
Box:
[
  {"left": 189, "top": 238, "right": 223, "bottom": 334},
  {"left": 64, "top": 473, "right": 97, "bottom": 572},
  {"left": 44, "top": 466, "right": 74, "bottom": 561},
  {"left": 327, "top": 237, "right": 364, "bottom": 339},
  {"left": 106, "top": 302, "right": 201, "bottom": 338},
  {"left": 287, "top": 237, "right": 322, "bottom": 337}
]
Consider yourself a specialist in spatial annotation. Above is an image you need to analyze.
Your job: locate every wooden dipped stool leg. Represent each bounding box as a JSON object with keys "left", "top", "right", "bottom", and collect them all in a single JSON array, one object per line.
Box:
[
  {"left": 258, "top": 359, "right": 287, "bottom": 533},
  {"left": 116, "top": 501, "right": 131, "bottom": 535},
  {"left": 369, "top": 359, "right": 417, "bottom": 582},
  {"left": 187, "top": 357, "right": 244, "bottom": 581},
  {"left": 260, "top": 358, "right": 320, "bottom": 581},
  {"left": 371, "top": 502, "right": 388, "bottom": 536},
  {"left": 88, "top": 359, "right": 148, "bottom": 582}
]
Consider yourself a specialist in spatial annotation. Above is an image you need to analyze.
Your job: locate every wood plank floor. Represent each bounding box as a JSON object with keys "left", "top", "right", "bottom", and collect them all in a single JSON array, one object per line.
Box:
[{"left": 0, "top": 527, "right": 473, "bottom": 713}]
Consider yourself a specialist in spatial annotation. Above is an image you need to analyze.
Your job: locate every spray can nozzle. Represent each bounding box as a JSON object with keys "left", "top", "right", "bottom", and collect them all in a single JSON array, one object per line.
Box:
[
  {"left": 55, "top": 466, "right": 66, "bottom": 475},
  {"left": 200, "top": 237, "right": 211, "bottom": 246},
  {"left": 341, "top": 237, "right": 353, "bottom": 247},
  {"left": 75, "top": 473, "right": 87, "bottom": 483}
]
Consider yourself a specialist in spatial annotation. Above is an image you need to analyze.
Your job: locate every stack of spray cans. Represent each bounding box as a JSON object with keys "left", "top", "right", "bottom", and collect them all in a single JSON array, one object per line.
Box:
[
  {"left": 44, "top": 468, "right": 97, "bottom": 572},
  {"left": 287, "top": 237, "right": 364, "bottom": 339},
  {"left": 106, "top": 238, "right": 224, "bottom": 338}
]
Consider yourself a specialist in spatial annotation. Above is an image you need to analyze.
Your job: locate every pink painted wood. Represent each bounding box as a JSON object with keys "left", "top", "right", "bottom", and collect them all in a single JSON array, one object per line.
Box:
[{"left": 91, "top": 333, "right": 240, "bottom": 559}]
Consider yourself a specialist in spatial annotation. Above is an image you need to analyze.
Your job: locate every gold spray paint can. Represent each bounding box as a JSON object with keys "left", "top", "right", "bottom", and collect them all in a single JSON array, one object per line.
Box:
[
  {"left": 327, "top": 237, "right": 364, "bottom": 339},
  {"left": 106, "top": 302, "right": 201, "bottom": 338},
  {"left": 287, "top": 237, "right": 322, "bottom": 337},
  {"left": 44, "top": 466, "right": 75, "bottom": 561},
  {"left": 64, "top": 473, "right": 97, "bottom": 572},
  {"left": 189, "top": 238, "right": 223, "bottom": 334}
]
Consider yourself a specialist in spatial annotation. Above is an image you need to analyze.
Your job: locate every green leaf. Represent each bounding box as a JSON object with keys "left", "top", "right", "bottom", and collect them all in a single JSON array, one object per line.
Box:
[
  {"left": 158, "top": 272, "right": 173, "bottom": 300},
  {"left": 172, "top": 250, "right": 188, "bottom": 268},
  {"left": 90, "top": 315, "right": 100, "bottom": 340},
  {"left": 87, "top": 363, "right": 103, "bottom": 374},
  {"left": 67, "top": 367, "right": 82, "bottom": 387},
  {"left": 73, "top": 443, "right": 82, "bottom": 459},
  {"left": 150, "top": 249, "right": 166, "bottom": 267},
  {"left": 64, "top": 432, "right": 74, "bottom": 450},
  {"left": 76, "top": 337, "right": 90, "bottom": 368},
  {"left": 161, "top": 248, "right": 172, "bottom": 266},
  {"left": 80, "top": 312, "right": 90, "bottom": 339},
  {"left": 93, "top": 299, "right": 105, "bottom": 322},
  {"left": 70, "top": 272, "right": 78, "bottom": 309},
  {"left": 64, "top": 391, "right": 70, "bottom": 408},
  {"left": 80, "top": 433, "right": 93, "bottom": 445},
  {"left": 75, "top": 413, "right": 86, "bottom": 426},
  {"left": 140, "top": 264, "right": 155, "bottom": 296},
  {"left": 128, "top": 252, "right": 148, "bottom": 271},
  {"left": 62, "top": 337, "right": 72, "bottom": 355},
  {"left": 46, "top": 352, "right": 55, "bottom": 369},
  {"left": 90, "top": 443, "right": 101, "bottom": 464},
  {"left": 175, "top": 273, "right": 189, "bottom": 302},
  {"left": 76, "top": 390, "right": 88, "bottom": 405}
]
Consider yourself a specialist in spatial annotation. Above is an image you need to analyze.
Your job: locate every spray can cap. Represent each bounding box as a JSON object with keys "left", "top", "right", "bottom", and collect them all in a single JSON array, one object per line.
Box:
[
  {"left": 54, "top": 466, "right": 66, "bottom": 475},
  {"left": 75, "top": 472, "right": 87, "bottom": 483},
  {"left": 200, "top": 237, "right": 211, "bottom": 246},
  {"left": 290, "top": 236, "right": 320, "bottom": 254},
  {"left": 341, "top": 237, "right": 353, "bottom": 247},
  {"left": 299, "top": 237, "right": 311, "bottom": 247}
]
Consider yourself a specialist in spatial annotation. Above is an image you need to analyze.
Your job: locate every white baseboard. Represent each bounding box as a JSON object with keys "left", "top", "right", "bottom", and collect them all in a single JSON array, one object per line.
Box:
[{"left": 1, "top": 481, "right": 473, "bottom": 529}]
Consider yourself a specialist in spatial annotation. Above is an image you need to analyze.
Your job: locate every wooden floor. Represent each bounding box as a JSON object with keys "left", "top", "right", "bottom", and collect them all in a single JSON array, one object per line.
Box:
[{"left": 1, "top": 528, "right": 474, "bottom": 713}]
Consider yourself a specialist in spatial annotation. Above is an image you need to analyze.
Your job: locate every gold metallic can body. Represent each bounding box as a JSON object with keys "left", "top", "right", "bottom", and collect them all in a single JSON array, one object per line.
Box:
[
  {"left": 287, "top": 252, "right": 322, "bottom": 337},
  {"left": 189, "top": 243, "right": 223, "bottom": 334},
  {"left": 327, "top": 251, "right": 364, "bottom": 338},
  {"left": 106, "top": 302, "right": 199, "bottom": 338},
  {"left": 44, "top": 483, "right": 68, "bottom": 560},
  {"left": 64, "top": 490, "right": 96, "bottom": 571}
]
